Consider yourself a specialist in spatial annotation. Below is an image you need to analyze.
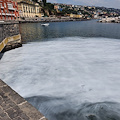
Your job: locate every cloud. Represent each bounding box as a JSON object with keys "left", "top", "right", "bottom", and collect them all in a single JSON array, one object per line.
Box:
[
  {"left": 73, "top": 0, "right": 100, "bottom": 5},
  {"left": 47, "top": 0, "right": 120, "bottom": 9},
  {"left": 48, "top": 0, "right": 57, "bottom": 3}
]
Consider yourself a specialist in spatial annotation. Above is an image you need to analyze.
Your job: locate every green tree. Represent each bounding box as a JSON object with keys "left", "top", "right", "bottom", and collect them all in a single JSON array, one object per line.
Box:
[
  {"left": 43, "top": 0, "right": 46, "bottom": 6},
  {"left": 32, "top": 0, "right": 38, "bottom": 2}
]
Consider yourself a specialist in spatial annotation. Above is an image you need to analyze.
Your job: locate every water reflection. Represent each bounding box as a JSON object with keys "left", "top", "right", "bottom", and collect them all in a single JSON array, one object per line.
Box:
[{"left": 19, "top": 20, "right": 120, "bottom": 43}]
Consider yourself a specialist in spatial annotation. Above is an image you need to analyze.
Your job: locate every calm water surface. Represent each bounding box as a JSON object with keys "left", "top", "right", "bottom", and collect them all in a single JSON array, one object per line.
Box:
[
  {"left": 1, "top": 20, "right": 120, "bottom": 120},
  {"left": 20, "top": 20, "right": 120, "bottom": 42}
]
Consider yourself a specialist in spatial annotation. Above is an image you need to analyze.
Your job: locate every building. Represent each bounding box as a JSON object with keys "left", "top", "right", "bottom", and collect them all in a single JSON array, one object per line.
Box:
[
  {"left": 14, "top": 0, "right": 43, "bottom": 18},
  {"left": 54, "top": 5, "right": 59, "bottom": 12},
  {"left": 0, "top": 0, "right": 19, "bottom": 21},
  {"left": 70, "top": 13, "right": 83, "bottom": 18}
]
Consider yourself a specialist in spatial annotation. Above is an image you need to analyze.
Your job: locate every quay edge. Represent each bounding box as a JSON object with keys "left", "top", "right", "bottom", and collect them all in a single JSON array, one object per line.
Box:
[{"left": 0, "top": 79, "right": 47, "bottom": 120}]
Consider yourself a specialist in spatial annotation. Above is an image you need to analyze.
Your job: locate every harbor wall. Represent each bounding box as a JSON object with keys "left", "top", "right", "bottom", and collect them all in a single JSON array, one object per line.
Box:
[{"left": 0, "top": 22, "right": 22, "bottom": 53}]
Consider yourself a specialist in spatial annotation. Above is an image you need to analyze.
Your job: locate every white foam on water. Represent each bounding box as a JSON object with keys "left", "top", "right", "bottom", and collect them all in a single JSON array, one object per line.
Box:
[{"left": 0, "top": 37, "right": 120, "bottom": 104}]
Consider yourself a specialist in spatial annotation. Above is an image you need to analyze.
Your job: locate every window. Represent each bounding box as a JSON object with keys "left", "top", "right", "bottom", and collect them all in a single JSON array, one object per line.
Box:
[
  {"left": 26, "top": 7, "right": 27, "bottom": 13},
  {"left": 4, "top": 3, "right": 6, "bottom": 8},
  {"left": 8, "top": 4, "right": 13, "bottom": 9},
  {"left": 0, "top": 3, "right": 1, "bottom": 6},
  {"left": 5, "top": 10, "right": 7, "bottom": 13},
  {"left": 23, "top": 7, "right": 25, "bottom": 12},
  {"left": 6, "top": 16, "right": 8, "bottom": 20}
]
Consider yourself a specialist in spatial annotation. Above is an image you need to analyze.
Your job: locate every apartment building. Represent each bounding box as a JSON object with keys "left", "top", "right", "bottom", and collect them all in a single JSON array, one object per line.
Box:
[
  {"left": 0, "top": 0, "right": 19, "bottom": 20},
  {"left": 16, "top": 0, "right": 43, "bottom": 18}
]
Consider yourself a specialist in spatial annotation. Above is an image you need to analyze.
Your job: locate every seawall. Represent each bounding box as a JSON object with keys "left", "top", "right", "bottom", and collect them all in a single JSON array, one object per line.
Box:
[{"left": 0, "top": 21, "right": 22, "bottom": 53}]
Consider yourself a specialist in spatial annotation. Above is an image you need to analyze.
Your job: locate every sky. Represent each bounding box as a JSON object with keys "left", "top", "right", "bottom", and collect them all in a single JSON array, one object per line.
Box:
[{"left": 47, "top": 0, "right": 120, "bottom": 9}]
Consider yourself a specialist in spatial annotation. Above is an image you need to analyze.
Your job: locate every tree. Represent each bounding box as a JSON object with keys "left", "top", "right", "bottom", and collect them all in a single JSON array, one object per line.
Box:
[
  {"left": 32, "top": 0, "right": 38, "bottom": 2},
  {"left": 43, "top": 3, "right": 55, "bottom": 15},
  {"left": 43, "top": 0, "right": 46, "bottom": 6}
]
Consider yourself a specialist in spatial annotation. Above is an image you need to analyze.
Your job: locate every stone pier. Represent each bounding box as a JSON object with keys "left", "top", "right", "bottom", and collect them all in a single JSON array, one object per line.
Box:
[
  {"left": 0, "top": 22, "right": 22, "bottom": 53},
  {"left": 0, "top": 79, "right": 47, "bottom": 120}
]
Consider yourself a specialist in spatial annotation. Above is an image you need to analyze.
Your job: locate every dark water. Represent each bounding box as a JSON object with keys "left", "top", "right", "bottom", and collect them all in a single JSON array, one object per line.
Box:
[
  {"left": 20, "top": 20, "right": 120, "bottom": 43},
  {"left": 0, "top": 53, "right": 4, "bottom": 60},
  {"left": 1, "top": 20, "right": 120, "bottom": 120},
  {"left": 26, "top": 96, "right": 120, "bottom": 120}
]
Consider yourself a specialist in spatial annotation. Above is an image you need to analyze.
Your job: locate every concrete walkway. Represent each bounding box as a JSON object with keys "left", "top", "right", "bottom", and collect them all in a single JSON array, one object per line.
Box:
[{"left": 0, "top": 79, "right": 47, "bottom": 120}]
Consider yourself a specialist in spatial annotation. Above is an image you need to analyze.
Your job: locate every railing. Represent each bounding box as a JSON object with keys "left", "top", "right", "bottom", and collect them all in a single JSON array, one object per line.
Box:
[
  {"left": 1, "top": 6, "right": 4, "bottom": 9},
  {"left": 8, "top": 7, "right": 15, "bottom": 11},
  {"left": 0, "top": 34, "right": 21, "bottom": 52},
  {"left": 5, "top": 13, "right": 15, "bottom": 16}
]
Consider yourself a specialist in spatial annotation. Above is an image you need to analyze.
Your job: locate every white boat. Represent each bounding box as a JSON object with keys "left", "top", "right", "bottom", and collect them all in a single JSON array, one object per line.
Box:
[{"left": 41, "top": 23, "right": 49, "bottom": 26}]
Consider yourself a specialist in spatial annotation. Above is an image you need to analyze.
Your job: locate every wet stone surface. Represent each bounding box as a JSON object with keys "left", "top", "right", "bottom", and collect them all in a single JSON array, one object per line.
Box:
[{"left": 0, "top": 79, "right": 47, "bottom": 120}]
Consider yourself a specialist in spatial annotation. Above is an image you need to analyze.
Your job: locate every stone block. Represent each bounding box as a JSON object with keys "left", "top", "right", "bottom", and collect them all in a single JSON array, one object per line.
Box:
[
  {"left": 0, "top": 111, "right": 8, "bottom": 118},
  {"left": 0, "top": 80, "right": 6, "bottom": 87},
  {"left": 19, "top": 102, "right": 44, "bottom": 120},
  {"left": 6, "top": 107, "right": 19, "bottom": 119},
  {"left": 19, "top": 112, "right": 30, "bottom": 120},
  {"left": 0, "top": 115, "right": 11, "bottom": 120},
  {"left": 13, "top": 116, "right": 23, "bottom": 120},
  {"left": 9, "top": 92, "right": 26, "bottom": 105},
  {"left": 1, "top": 85, "right": 26, "bottom": 105}
]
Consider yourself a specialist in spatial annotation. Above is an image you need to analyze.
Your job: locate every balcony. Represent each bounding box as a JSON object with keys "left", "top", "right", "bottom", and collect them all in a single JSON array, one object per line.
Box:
[
  {"left": 6, "top": 13, "right": 15, "bottom": 16},
  {"left": 1, "top": 6, "right": 4, "bottom": 9},
  {"left": 8, "top": 7, "right": 15, "bottom": 11},
  {"left": 1, "top": 13, "right": 5, "bottom": 16},
  {"left": 1, "top": 13, "right": 15, "bottom": 16}
]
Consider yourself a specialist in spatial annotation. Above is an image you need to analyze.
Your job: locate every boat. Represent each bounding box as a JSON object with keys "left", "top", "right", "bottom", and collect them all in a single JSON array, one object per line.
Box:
[{"left": 41, "top": 23, "right": 49, "bottom": 26}]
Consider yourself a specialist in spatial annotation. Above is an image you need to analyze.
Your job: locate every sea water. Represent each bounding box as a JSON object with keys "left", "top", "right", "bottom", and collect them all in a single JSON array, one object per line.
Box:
[{"left": 0, "top": 21, "right": 120, "bottom": 120}]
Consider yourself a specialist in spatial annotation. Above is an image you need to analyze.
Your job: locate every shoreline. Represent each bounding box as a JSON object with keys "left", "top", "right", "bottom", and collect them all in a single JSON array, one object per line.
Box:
[{"left": 19, "top": 18, "right": 91, "bottom": 23}]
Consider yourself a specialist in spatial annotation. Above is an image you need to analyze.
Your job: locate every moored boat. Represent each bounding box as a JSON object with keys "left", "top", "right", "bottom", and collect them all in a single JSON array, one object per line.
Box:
[{"left": 41, "top": 23, "right": 49, "bottom": 26}]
